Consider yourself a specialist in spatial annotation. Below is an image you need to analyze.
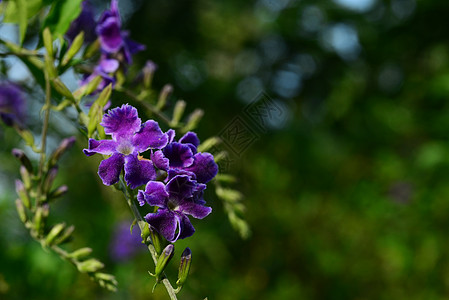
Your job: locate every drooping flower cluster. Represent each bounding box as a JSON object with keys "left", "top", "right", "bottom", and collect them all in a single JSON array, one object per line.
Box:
[
  {"left": 84, "top": 105, "right": 218, "bottom": 242},
  {"left": 66, "top": 0, "right": 145, "bottom": 93}
]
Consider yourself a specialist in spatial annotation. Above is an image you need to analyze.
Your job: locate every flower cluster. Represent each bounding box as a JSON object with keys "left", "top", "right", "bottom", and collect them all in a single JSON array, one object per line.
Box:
[
  {"left": 67, "top": 0, "right": 145, "bottom": 92},
  {"left": 84, "top": 105, "right": 218, "bottom": 242}
]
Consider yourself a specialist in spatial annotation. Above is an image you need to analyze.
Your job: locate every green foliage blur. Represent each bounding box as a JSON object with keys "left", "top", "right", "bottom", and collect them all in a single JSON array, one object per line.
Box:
[{"left": 2, "top": 0, "right": 449, "bottom": 299}]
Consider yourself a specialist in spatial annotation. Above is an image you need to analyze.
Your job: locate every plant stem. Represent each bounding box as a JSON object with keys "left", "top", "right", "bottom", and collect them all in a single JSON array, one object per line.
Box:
[{"left": 119, "top": 179, "right": 178, "bottom": 300}]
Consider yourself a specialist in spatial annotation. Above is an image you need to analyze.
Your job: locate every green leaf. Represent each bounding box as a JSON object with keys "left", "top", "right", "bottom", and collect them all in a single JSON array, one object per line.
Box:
[{"left": 42, "top": 0, "right": 83, "bottom": 38}]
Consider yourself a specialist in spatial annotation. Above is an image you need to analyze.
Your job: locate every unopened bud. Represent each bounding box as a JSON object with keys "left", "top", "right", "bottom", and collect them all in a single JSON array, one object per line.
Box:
[
  {"left": 171, "top": 100, "right": 186, "bottom": 127},
  {"left": 149, "top": 226, "right": 163, "bottom": 254},
  {"left": 154, "top": 244, "right": 174, "bottom": 280},
  {"left": 77, "top": 258, "right": 104, "bottom": 273},
  {"left": 43, "top": 27, "right": 53, "bottom": 57},
  {"left": 69, "top": 247, "right": 93, "bottom": 259},
  {"left": 183, "top": 109, "right": 204, "bottom": 132},
  {"left": 12, "top": 149, "right": 33, "bottom": 173},
  {"left": 62, "top": 31, "right": 84, "bottom": 66},
  {"left": 54, "top": 225, "right": 75, "bottom": 245},
  {"left": 197, "top": 136, "right": 220, "bottom": 153},
  {"left": 143, "top": 60, "right": 157, "bottom": 88},
  {"left": 176, "top": 247, "right": 192, "bottom": 287},
  {"left": 45, "top": 223, "right": 66, "bottom": 246},
  {"left": 15, "top": 198, "right": 27, "bottom": 223},
  {"left": 51, "top": 78, "right": 75, "bottom": 101},
  {"left": 48, "top": 185, "right": 69, "bottom": 200},
  {"left": 15, "top": 180, "right": 31, "bottom": 209},
  {"left": 34, "top": 205, "right": 48, "bottom": 236},
  {"left": 83, "top": 39, "right": 100, "bottom": 59},
  {"left": 140, "top": 223, "right": 150, "bottom": 243},
  {"left": 156, "top": 84, "right": 173, "bottom": 110},
  {"left": 20, "top": 165, "right": 31, "bottom": 189},
  {"left": 49, "top": 137, "right": 76, "bottom": 166},
  {"left": 43, "top": 166, "right": 58, "bottom": 194}
]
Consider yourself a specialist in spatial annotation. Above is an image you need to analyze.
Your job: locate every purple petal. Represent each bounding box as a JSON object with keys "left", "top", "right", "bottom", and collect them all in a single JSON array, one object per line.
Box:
[
  {"left": 176, "top": 213, "right": 195, "bottom": 240},
  {"left": 163, "top": 142, "right": 194, "bottom": 168},
  {"left": 99, "top": 58, "right": 119, "bottom": 73},
  {"left": 184, "top": 152, "right": 218, "bottom": 183},
  {"left": 178, "top": 200, "right": 212, "bottom": 219},
  {"left": 124, "top": 154, "right": 156, "bottom": 189},
  {"left": 132, "top": 120, "right": 168, "bottom": 152},
  {"left": 98, "top": 153, "right": 124, "bottom": 186},
  {"left": 65, "top": 1, "right": 97, "bottom": 44},
  {"left": 145, "top": 209, "right": 177, "bottom": 242},
  {"left": 97, "top": 17, "right": 122, "bottom": 53},
  {"left": 166, "top": 175, "right": 196, "bottom": 202},
  {"left": 137, "top": 190, "right": 146, "bottom": 206},
  {"left": 101, "top": 104, "right": 141, "bottom": 141},
  {"left": 166, "top": 168, "right": 196, "bottom": 182},
  {"left": 151, "top": 150, "right": 169, "bottom": 170},
  {"left": 179, "top": 132, "right": 200, "bottom": 148},
  {"left": 166, "top": 129, "right": 176, "bottom": 143},
  {"left": 83, "top": 138, "right": 117, "bottom": 156},
  {"left": 141, "top": 181, "right": 169, "bottom": 207}
]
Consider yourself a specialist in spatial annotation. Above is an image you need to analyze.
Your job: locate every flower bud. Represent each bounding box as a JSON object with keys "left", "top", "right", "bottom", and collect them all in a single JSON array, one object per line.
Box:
[
  {"left": 15, "top": 198, "right": 27, "bottom": 223},
  {"left": 140, "top": 222, "right": 150, "bottom": 243},
  {"left": 154, "top": 244, "right": 174, "bottom": 280},
  {"left": 149, "top": 226, "right": 163, "bottom": 255},
  {"left": 62, "top": 31, "right": 84, "bottom": 66},
  {"left": 20, "top": 165, "right": 31, "bottom": 189},
  {"left": 45, "top": 223, "right": 66, "bottom": 246},
  {"left": 34, "top": 205, "right": 49, "bottom": 236},
  {"left": 176, "top": 247, "right": 192, "bottom": 287},
  {"left": 171, "top": 100, "right": 186, "bottom": 127},
  {"left": 43, "top": 166, "right": 58, "bottom": 194},
  {"left": 143, "top": 60, "right": 157, "bottom": 89},
  {"left": 49, "top": 137, "right": 76, "bottom": 166},
  {"left": 48, "top": 185, "right": 69, "bottom": 200},
  {"left": 54, "top": 224, "right": 75, "bottom": 245},
  {"left": 77, "top": 258, "right": 104, "bottom": 273},
  {"left": 51, "top": 78, "right": 75, "bottom": 101},
  {"left": 12, "top": 148, "right": 33, "bottom": 173},
  {"left": 43, "top": 27, "right": 53, "bottom": 57},
  {"left": 15, "top": 179, "right": 31, "bottom": 209},
  {"left": 69, "top": 247, "right": 93, "bottom": 259},
  {"left": 183, "top": 109, "right": 204, "bottom": 132},
  {"left": 156, "top": 84, "right": 173, "bottom": 110}
]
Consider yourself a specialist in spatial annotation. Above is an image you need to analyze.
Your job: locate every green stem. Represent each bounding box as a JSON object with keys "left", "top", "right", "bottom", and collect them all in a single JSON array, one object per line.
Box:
[{"left": 119, "top": 179, "right": 178, "bottom": 300}]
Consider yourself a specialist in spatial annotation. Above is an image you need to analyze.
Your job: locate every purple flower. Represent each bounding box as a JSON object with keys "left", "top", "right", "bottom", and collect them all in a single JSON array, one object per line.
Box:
[
  {"left": 96, "top": 0, "right": 145, "bottom": 65},
  {"left": 81, "top": 56, "right": 119, "bottom": 94},
  {"left": 65, "top": 1, "right": 98, "bottom": 44},
  {"left": 138, "top": 175, "right": 212, "bottom": 242},
  {"left": 83, "top": 104, "right": 168, "bottom": 188},
  {"left": 110, "top": 221, "right": 146, "bottom": 262},
  {"left": 151, "top": 131, "right": 218, "bottom": 184},
  {"left": 0, "top": 83, "right": 26, "bottom": 127}
]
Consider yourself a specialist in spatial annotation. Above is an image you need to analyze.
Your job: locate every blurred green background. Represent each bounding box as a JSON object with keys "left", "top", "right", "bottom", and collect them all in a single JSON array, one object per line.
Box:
[{"left": 3, "top": 0, "right": 449, "bottom": 299}]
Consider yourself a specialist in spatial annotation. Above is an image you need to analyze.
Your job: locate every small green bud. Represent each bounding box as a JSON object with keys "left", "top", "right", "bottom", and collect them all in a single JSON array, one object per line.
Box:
[
  {"left": 149, "top": 226, "right": 163, "bottom": 254},
  {"left": 94, "top": 272, "right": 117, "bottom": 284},
  {"left": 34, "top": 205, "right": 48, "bottom": 236},
  {"left": 176, "top": 247, "right": 192, "bottom": 287},
  {"left": 77, "top": 258, "right": 104, "bottom": 273},
  {"left": 143, "top": 61, "right": 157, "bottom": 89},
  {"left": 48, "top": 185, "right": 69, "bottom": 200},
  {"left": 43, "top": 27, "right": 53, "bottom": 57},
  {"left": 154, "top": 244, "right": 174, "bottom": 280},
  {"left": 17, "top": 128, "right": 35, "bottom": 148},
  {"left": 69, "top": 247, "right": 93, "bottom": 260},
  {"left": 45, "top": 223, "right": 66, "bottom": 246},
  {"left": 43, "top": 166, "right": 58, "bottom": 194},
  {"left": 11, "top": 149, "right": 33, "bottom": 173},
  {"left": 182, "top": 108, "right": 204, "bottom": 132},
  {"left": 54, "top": 225, "right": 75, "bottom": 245},
  {"left": 44, "top": 56, "right": 57, "bottom": 79},
  {"left": 140, "top": 222, "right": 150, "bottom": 242},
  {"left": 156, "top": 84, "right": 173, "bottom": 110},
  {"left": 62, "top": 31, "right": 84, "bottom": 66},
  {"left": 84, "top": 75, "right": 102, "bottom": 97},
  {"left": 83, "top": 39, "right": 100, "bottom": 59},
  {"left": 15, "top": 198, "right": 27, "bottom": 223},
  {"left": 49, "top": 137, "right": 76, "bottom": 166},
  {"left": 15, "top": 180, "right": 31, "bottom": 209},
  {"left": 197, "top": 136, "right": 220, "bottom": 153},
  {"left": 171, "top": 100, "right": 186, "bottom": 127},
  {"left": 20, "top": 165, "right": 31, "bottom": 189},
  {"left": 51, "top": 78, "right": 75, "bottom": 101}
]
